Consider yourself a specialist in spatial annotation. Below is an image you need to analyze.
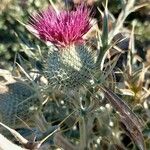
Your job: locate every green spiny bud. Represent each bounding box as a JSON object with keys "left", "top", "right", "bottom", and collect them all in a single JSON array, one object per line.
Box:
[
  {"left": 44, "top": 45, "right": 96, "bottom": 90},
  {"left": 0, "top": 82, "right": 41, "bottom": 129}
]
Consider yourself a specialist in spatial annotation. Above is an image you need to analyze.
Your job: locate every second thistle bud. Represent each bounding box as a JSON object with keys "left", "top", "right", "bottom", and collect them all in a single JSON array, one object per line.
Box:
[{"left": 0, "top": 81, "right": 41, "bottom": 129}]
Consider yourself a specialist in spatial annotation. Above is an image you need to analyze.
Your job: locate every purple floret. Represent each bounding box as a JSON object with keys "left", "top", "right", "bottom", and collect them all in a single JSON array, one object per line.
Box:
[{"left": 28, "top": 5, "right": 92, "bottom": 47}]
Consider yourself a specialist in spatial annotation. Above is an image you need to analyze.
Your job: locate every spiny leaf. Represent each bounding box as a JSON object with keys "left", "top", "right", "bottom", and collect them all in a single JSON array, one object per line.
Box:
[{"left": 100, "top": 86, "right": 145, "bottom": 150}]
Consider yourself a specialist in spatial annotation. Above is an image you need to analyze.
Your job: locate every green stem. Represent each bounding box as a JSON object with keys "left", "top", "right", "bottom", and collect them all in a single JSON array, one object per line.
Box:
[{"left": 79, "top": 115, "right": 88, "bottom": 150}]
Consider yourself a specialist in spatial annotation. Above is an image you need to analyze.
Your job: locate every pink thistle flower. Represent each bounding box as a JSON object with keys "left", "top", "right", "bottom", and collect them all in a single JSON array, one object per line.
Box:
[{"left": 28, "top": 5, "right": 92, "bottom": 47}]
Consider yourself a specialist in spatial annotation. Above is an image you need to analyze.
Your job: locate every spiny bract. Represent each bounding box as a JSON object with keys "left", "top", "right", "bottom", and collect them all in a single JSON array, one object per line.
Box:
[{"left": 43, "top": 45, "right": 96, "bottom": 90}]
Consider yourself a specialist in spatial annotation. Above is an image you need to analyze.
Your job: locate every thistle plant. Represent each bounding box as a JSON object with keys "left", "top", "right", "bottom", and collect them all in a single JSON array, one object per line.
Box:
[
  {"left": 27, "top": 4, "right": 97, "bottom": 90},
  {"left": 0, "top": 0, "right": 149, "bottom": 150},
  {"left": 25, "top": 2, "right": 145, "bottom": 150}
]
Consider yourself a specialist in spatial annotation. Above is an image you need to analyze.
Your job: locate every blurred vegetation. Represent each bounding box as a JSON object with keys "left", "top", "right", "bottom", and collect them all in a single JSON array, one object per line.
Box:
[{"left": 0, "top": 0, "right": 50, "bottom": 68}]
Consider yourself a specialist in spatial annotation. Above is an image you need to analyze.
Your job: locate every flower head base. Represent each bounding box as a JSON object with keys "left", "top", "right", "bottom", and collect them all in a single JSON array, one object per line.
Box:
[
  {"left": 28, "top": 5, "right": 92, "bottom": 47},
  {"left": 44, "top": 45, "right": 96, "bottom": 90}
]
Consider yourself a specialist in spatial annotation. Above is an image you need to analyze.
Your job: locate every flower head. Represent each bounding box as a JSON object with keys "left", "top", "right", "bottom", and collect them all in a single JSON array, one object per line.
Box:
[{"left": 28, "top": 5, "right": 92, "bottom": 47}]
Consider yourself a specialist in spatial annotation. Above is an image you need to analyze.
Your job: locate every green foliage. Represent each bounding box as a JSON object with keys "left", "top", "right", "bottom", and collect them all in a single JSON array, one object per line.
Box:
[{"left": 0, "top": 0, "right": 49, "bottom": 67}]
